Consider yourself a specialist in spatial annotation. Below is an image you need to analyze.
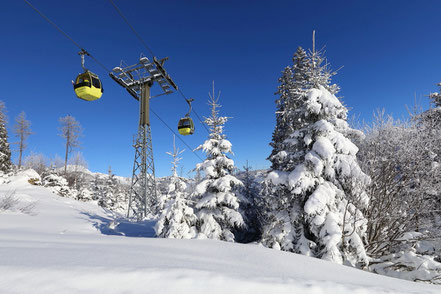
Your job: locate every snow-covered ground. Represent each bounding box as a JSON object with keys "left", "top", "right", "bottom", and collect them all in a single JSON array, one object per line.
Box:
[{"left": 0, "top": 171, "right": 439, "bottom": 294}]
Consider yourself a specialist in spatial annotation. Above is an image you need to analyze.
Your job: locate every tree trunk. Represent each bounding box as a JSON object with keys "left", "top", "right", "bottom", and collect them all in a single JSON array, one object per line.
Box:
[
  {"left": 64, "top": 131, "right": 69, "bottom": 174},
  {"left": 18, "top": 131, "right": 24, "bottom": 168}
]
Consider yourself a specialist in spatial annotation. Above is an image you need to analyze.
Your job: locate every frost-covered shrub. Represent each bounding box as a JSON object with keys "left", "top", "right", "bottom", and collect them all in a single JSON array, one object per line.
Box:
[
  {"left": 0, "top": 191, "right": 36, "bottom": 215},
  {"left": 357, "top": 109, "right": 441, "bottom": 262},
  {"left": 42, "top": 174, "right": 75, "bottom": 198},
  {"left": 370, "top": 248, "right": 441, "bottom": 284},
  {"left": 76, "top": 187, "right": 93, "bottom": 202},
  {"left": 0, "top": 170, "right": 11, "bottom": 185},
  {"left": 23, "top": 153, "right": 47, "bottom": 175}
]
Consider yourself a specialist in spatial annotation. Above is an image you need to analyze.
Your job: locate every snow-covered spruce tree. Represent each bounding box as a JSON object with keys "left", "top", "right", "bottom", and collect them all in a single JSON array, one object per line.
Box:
[
  {"left": 0, "top": 101, "right": 12, "bottom": 173},
  {"left": 260, "top": 47, "right": 311, "bottom": 251},
  {"left": 193, "top": 86, "right": 245, "bottom": 241},
  {"left": 99, "top": 168, "right": 116, "bottom": 209},
  {"left": 261, "top": 46, "right": 370, "bottom": 267},
  {"left": 91, "top": 174, "right": 103, "bottom": 201},
  {"left": 155, "top": 136, "right": 197, "bottom": 239},
  {"left": 236, "top": 160, "right": 262, "bottom": 242},
  {"left": 76, "top": 186, "right": 94, "bottom": 202},
  {"left": 99, "top": 167, "right": 127, "bottom": 213},
  {"left": 268, "top": 47, "right": 309, "bottom": 171}
]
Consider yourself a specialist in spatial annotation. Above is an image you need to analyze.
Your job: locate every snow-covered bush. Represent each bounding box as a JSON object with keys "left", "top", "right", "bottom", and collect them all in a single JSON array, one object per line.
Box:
[
  {"left": 42, "top": 173, "right": 75, "bottom": 198},
  {"left": 370, "top": 248, "right": 441, "bottom": 284},
  {"left": 0, "top": 190, "right": 36, "bottom": 215},
  {"left": 76, "top": 187, "right": 94, "bottom": 202},
  {"left": 356, "top": 109, "right": 441, "bottom": 262},
  {"left": 429, "top": 81, "right": 441, "bottom": 107},
  {"left": 0, "top": 170, "right": 11, "bottom": 185}
]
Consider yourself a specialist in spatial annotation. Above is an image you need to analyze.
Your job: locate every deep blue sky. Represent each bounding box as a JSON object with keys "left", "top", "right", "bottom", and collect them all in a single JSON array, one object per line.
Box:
[{"left": 2, "top": 0, "right": 441, "bottom": 177}]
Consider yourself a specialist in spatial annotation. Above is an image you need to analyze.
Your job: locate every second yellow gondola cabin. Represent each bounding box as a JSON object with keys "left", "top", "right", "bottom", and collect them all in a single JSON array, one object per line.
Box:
[
  {"left": 73, "top": 71, "right": 103, "bottom": 101},
  {"left": 178, "top": 117, "right": 195, "bottom": 135}
]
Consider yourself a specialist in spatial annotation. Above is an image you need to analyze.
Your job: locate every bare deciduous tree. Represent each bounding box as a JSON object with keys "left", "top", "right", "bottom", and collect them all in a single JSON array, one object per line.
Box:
[
  {"left": 58, "top": 115, "right": 82, "bottom": 174},
  {"left": 13, "top": 111, "right": 32, "bottom": 168},
  {"left": 357, "top": 109, "right": 441, "bottom": 259},
  {"left": 23, "top": 152, "right": 47, "bottom": 175}
]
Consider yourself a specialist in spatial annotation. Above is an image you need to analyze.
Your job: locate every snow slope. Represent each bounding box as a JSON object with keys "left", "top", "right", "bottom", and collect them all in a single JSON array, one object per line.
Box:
[{"left": 0, "top": 171, "right": 440, "bottom": 294}]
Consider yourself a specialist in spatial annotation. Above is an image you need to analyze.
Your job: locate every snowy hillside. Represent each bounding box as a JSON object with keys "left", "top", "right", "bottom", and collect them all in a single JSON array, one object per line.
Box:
[
  {"left": 0, "top": 171, "right": 439, "bottom": 294},
  {"left": 57, "top": 164, "right": 130, "bottom": 184}
]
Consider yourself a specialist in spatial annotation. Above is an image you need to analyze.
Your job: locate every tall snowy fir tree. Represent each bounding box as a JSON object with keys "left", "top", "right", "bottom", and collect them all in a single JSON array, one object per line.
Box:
[
  {"left": 193, "top": 85, "right": 245, "bottom": 242},
  {"left": 268, "top": 47, "right": 309, "bottom": 171},
  {"left": 155, "top": 136, "right": 197, "bottom": 239},
  {"left": 0, "top": 101, "right": 12, "bottom": 173},
  {"left": 261, "top": 42, "right": 370, "bottom": 267}
]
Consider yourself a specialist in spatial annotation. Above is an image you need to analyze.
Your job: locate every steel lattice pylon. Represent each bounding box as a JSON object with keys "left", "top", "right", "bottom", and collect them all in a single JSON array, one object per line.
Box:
[
  {"left": 128, "top": 123, "right": 156, "bottom": 219},
  {"left": 110, "top": 56, "right": 177, "bottom": 220}
]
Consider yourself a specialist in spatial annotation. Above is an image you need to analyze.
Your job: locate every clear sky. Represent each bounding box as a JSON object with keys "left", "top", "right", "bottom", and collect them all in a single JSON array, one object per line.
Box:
[{"left": 2, "top": 0, "right": 441, "bottom": 177}]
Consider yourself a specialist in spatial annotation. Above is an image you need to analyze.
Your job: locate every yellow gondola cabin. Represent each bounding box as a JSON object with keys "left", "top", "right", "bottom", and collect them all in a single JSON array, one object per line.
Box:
[
  {"left": 178, "top": 117, "right": 195, "bottom": 135},
  {"left": 73, "top": 71, "right": 103, "bottom": 101}
]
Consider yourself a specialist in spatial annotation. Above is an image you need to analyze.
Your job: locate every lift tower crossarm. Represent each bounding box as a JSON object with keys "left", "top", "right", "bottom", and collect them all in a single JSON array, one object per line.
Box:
[{"left": 109, "top": 56, "right": 177, "bottom": 220}]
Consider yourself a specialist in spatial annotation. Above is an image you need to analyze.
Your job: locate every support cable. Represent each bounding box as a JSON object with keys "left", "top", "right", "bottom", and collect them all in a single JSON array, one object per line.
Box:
[
  {"left": 150, "top": 109, "right": 204, "bottom": 161},
  {"left": 177, "top": 88, "right": 210, "bottom": 134},
  {"left": 108, "top": 0, "right": 155, "bottom": 58},
  {"left": 108, "top": 0, "right": 211, "bottom": 134},
  {"left": 23, "top": 0, "right": 112, "bottom": 73},
  {"left": 24, "top": 0, "right": 204, "bottom": 162}
]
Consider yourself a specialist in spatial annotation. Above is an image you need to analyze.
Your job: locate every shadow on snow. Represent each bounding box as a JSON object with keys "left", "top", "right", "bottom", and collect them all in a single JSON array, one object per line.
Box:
[{"left": 80, "top": 211, "right": 156, "bottom": 238}]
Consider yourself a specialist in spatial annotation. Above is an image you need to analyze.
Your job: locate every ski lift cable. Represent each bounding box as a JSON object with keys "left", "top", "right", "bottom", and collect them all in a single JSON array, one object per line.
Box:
[
  {"left": 151, "top": 109, "right": 204, "bottom": 161},
  {"left": 23, "top": 0, "right": 205, "bottom": 162},
  {"left": 23, "top": 0, "right": 112, "bottom": 73},
  {"left": 108, "top": 0, "right": 155, "bottom": 58},
  {"left": 108, "top": 0, "right": 211, "bottom": 135},
  {"left": 177, "top": 88, "right": 211, "bottom": 134}
]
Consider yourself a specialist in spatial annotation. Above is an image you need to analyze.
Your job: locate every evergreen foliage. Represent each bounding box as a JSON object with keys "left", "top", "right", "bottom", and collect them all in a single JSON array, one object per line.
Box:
[
  {"left": 236, "top": 161, "right": 262, "bottom": 242},
  {"left": 0, "top": 102, "right": 12, "bottom": 173},
  {"left": 261, "top": 46, "right": 370, "bottom": 267},
  {"left": 99, "top": 168, "right": 128, "bottom": 213},
  {"left": 155, "top": 136, "right": 197, "bottom": 238},
  {"left": 155, "top": 175, "right": 197, "bottom": 238},
  {"left": 193, "top": 85, "right": 245, "bottom": 241}
]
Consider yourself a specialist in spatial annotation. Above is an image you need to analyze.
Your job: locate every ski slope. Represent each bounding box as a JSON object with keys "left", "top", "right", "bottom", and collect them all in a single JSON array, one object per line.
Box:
[{"left": 0, "top": 171, "right": 439, "bottom": 294}]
